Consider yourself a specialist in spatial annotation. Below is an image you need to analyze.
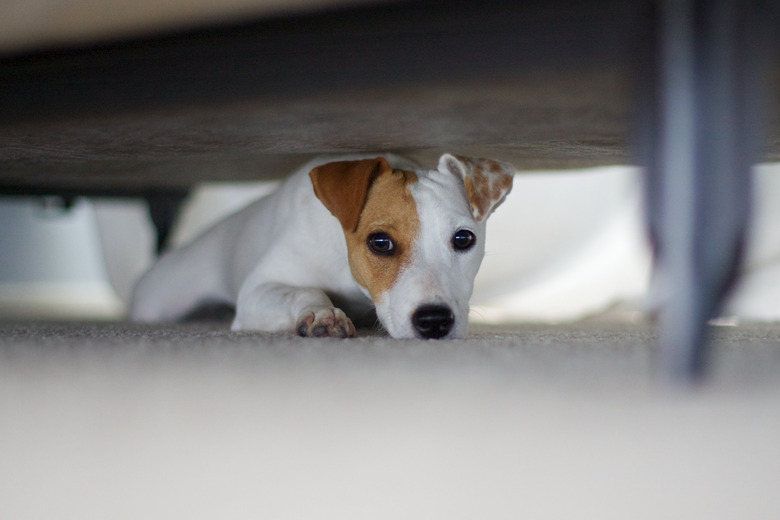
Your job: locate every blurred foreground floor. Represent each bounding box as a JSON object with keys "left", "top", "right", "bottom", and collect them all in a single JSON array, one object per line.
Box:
[{"left": 2, "top": 320, "right": 780, "bottom": 519}]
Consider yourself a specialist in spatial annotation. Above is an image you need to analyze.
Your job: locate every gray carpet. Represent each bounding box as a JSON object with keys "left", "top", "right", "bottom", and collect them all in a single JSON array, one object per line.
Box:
[{"left": 2, "top": 320, "right": 780, "bottom": 519}]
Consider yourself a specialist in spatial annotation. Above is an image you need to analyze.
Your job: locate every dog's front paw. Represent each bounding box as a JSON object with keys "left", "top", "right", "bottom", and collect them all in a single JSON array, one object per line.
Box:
[{"left": 297, "top": 307, "right": 356, "bottom": 338}]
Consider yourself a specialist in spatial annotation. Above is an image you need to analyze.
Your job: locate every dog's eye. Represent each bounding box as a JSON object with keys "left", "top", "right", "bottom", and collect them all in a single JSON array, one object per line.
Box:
[
  {"left": 452, "top": 229, "right": 476, "bottom": 251},
  {"left": 367, "top": 232, "right": 395, "bottom": 256}
]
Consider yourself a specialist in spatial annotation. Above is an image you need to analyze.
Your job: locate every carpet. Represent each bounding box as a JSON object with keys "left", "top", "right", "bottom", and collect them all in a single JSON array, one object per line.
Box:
[{"left": 2, "top": 320, "right": 779, "bottom": 519}]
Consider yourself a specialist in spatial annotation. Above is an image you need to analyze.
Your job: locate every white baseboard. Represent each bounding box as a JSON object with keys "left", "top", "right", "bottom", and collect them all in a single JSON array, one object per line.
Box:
[{"left": 0, "top": 282, "right": 125, "bottom": 320}]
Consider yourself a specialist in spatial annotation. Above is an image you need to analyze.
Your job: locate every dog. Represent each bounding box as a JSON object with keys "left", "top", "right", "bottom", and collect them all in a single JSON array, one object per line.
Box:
[{"left": 131, "top": 153, "right": 514, "bottom": 339}]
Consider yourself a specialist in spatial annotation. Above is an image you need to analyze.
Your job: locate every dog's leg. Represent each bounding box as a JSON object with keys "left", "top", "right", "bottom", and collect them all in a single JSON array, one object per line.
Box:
[
  {"left": 233, "top": 282, "right": 356, "bottom": 338},
  {"left": 131, "top": 237, "right": 231, "bottom": 323}
]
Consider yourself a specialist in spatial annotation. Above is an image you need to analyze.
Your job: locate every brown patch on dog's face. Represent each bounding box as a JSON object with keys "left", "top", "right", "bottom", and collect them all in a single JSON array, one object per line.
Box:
[
  {"left": 343, "top": 169, "right": 419, "bottom": 302},
  {"left": 310, "top": 157, "right": 393, "bottom": 232}
]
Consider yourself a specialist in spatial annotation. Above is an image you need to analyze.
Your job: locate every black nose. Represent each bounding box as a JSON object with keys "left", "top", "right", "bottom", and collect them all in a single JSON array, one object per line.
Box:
[{"left": 412, "top": 304, "right": 455, "bottom": 339}]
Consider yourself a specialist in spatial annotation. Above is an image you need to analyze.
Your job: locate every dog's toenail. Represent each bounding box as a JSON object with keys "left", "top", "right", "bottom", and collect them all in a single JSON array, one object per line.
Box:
[{"left": 312, "top": 325, "right": 329, "bottom": 337}]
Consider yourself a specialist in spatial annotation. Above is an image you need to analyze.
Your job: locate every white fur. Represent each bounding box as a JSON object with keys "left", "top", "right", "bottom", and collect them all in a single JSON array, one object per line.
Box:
[
  {"left": 131, "top": 153, "right": 504, "bottom": 339},
  {"left": 375, "top": 167, "right": 485, "bottom": 339}
]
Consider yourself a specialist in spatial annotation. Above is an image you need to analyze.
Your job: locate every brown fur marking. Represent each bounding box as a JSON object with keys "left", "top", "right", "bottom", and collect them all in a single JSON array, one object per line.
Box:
[
  {"left": 455, "top": 155, "right": 513, "bottom": 221},
  {"left": 310, "top": 157, "right": 393, "bottom": 232},
  {"left": 343, "top": 169, "right": 419, "bottom": 302}
]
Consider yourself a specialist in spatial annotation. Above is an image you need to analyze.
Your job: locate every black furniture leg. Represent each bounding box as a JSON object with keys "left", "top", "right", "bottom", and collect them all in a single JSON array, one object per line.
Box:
[
  {"left": 145, "top": 191, "right": 188, "bottom": 254},
  {"left": 647, "top": 0, "right": 770, "bottom": 382}
]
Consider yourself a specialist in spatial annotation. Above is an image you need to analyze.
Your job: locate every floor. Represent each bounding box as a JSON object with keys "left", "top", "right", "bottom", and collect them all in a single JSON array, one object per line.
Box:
[{"left": 2, "top": 319, "right": 779, "bottom": 519}]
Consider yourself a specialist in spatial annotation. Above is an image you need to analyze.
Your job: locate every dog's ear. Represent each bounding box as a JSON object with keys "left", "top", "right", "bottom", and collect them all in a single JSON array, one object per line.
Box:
[
  {"left": 310, "top": 157, "right": 393, "bottom": 232},
  {"left": 438, "top": 154, "right": 514, "bottom": 221}
]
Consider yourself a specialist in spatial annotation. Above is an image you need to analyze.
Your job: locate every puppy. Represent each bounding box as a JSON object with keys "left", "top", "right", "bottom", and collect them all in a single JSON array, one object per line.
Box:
[{"left": 131, "top": 153, "right": 513, "bottom": 339}]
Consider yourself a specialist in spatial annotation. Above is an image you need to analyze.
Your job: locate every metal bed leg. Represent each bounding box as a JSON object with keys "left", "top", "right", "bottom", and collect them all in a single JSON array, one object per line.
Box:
[{"left": 647, "top": 0, "right": 770, "bottom": 382}]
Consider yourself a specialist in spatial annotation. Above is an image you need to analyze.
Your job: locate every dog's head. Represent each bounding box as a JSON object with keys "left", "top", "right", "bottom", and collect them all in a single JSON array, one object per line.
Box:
[{"left": 310, "top": 154, "right": 513, "bottom": 339}]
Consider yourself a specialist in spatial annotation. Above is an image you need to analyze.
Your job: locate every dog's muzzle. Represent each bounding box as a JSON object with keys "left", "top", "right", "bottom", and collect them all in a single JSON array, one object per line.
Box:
[{"left": 412, "top": 304, "right": 455, "bottom": 339}]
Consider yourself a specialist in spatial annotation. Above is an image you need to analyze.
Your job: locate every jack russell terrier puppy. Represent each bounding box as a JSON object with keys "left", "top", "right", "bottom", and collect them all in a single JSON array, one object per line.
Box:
[{"left": 131, "top": 153, "right": 514, "bottom": 339}]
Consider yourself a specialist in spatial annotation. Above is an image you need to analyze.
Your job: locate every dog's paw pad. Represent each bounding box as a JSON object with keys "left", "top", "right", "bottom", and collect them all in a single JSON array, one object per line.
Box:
[{"left": 297, "top": 308, "right": 356, "bottom": 338}]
